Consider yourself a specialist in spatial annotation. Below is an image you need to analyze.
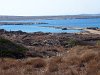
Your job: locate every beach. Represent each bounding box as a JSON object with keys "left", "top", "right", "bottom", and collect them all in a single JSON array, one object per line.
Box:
[{"left": 83, "top": 29, "right": 100, "bottom": 34}]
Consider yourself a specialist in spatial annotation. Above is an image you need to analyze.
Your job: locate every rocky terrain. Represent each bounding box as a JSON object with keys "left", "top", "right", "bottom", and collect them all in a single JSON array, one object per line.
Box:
[
  {"left": 0, "top": 29, "right": 100, "bottom": 57},
  {"left": 0, "top": 29, "right": 100, "bottom": 75}
]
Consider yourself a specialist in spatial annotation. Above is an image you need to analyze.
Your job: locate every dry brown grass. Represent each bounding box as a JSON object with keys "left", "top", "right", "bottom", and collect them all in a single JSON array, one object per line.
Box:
[
  {"left": 0, "top": 45, "right": 100, "bottom": 75},
  {"left": 24, "top": 58, "right": 46, "bottom": 67}
]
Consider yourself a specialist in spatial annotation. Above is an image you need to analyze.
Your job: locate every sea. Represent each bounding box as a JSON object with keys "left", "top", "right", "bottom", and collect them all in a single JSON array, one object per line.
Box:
[{"left": 0, "top": 18, "right": 100, "bottom": 33}]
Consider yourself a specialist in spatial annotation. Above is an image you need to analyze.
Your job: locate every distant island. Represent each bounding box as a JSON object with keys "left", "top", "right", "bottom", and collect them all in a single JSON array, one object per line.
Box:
[
  {"left": 0, "top": 22, "right": 48, "bottom": 25},
  {"left": 0, "top": 14, "right": 100, "bottom": 20}
]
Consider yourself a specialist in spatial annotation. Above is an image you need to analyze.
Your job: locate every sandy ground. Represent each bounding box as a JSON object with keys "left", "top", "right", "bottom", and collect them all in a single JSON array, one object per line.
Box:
[{"left": 83, "top": 29, "right": 100, "bottom": 34}]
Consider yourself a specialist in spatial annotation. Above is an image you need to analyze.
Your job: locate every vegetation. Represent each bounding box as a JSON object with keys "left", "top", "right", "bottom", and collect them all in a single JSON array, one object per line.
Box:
[
  {"left": 0, "top": 45, "right": 99, "bottom": 75},
  {"left": 96, "top": 40, "right": 100, "bottom": 46},
  {"left": 0, "top": 38, "right": 27, "bottom": 58},
  {"left": 0, "top": 30, "right": 100, "bottom": 75},
  {"left": 67, "top": 38, "right": 78, "bottom": 47}
]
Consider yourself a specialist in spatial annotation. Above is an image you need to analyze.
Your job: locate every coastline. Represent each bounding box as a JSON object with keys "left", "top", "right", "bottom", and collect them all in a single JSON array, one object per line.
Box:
[
  {"left": 0, "top": 15, "right": 100, "bottom": 75},
  {"left": 83, "top": 29, "right": 100, "bottom": 34}
]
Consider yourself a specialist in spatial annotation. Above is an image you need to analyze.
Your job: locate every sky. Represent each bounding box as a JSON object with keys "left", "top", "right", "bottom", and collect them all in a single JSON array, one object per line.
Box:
[{"left": 0, "top": 0, "right": 100, "bottom": 16}]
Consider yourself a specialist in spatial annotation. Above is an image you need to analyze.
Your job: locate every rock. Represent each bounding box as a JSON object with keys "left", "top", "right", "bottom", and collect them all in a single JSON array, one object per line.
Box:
[{"left": 62, "top": 28, "right": 67, "bottom": 30}]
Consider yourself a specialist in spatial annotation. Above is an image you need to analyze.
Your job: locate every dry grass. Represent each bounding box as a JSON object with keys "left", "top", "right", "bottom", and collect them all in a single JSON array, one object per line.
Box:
[
  {"left": 0, "top": 45, "right": 100, "bottom": 75},
  {"left": 24, "top": 58, "right": 47, "bottom": 69}
]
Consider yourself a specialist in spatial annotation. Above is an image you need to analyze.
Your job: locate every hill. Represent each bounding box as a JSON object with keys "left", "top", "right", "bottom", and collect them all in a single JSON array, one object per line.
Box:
[{"left": 0, "top": 14, "right": 100, "bottom": 20}]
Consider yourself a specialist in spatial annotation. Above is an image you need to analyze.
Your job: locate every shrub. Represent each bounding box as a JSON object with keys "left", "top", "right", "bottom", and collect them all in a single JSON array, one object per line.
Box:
[
  {"left": 96, "top": 40, "right": 100, "bottom": 46},
  {"left": 25, "top": 58, "right": 47, "bottom": 68},
  {"left": 50, "top": 56, "right": 63, "bottom": 64},
  {"left": 65, "top": 55, "right": 81, "bottom": 65},
  {"left": 33, "top": 59, "right": 46, "bottom": 68},
  {"left": 80, "top": 50, "right": 97, "bottom": 63},
  {"left": 0, "top": 38, "right": 27, "bottom": 58},
  {"left": 47, "top": 62, "right": 59, "bottom": 72},
  {"left": 67, "top": 38, "right": 78, "bottom": 47}
]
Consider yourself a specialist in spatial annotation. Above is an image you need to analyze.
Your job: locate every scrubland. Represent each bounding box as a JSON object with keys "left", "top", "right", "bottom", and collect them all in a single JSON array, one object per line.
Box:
[
  {"left": 0, "top": 45, "right": 100, "bottom": 75},
  {"left": 0, "top": 30, "right": 100, "bottom": 75}
]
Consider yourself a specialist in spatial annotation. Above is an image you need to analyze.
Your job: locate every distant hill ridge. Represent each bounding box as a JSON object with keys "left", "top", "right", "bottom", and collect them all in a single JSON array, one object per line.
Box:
[{"left": 0, "top": 14, "right": 100, "bottom": 20}]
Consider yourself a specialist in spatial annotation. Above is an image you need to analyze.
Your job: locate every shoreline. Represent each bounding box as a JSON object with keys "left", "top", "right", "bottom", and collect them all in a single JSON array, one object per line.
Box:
[
  {"left": 0, "top": 25, "right": 100, "bottom": 35},
  {"left": 83, "top": 29, "right": 100, "bottom": 34}
]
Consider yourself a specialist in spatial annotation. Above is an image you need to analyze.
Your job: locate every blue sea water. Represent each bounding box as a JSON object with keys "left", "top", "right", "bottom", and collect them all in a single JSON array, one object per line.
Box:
[{"left": 0, "top": 18, "right": 100, "bottom": 33}]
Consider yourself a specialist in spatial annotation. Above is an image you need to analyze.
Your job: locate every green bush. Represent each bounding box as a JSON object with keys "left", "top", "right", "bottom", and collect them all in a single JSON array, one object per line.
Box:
[
  {"left": 67, "top": 38, "right": 78, "bottom": 47},
  {"left": 0, "top": 38, "right": 27, "bottom": 58},
  {"left": 96, "top": 40, "right": 100, "bottom": 46}
]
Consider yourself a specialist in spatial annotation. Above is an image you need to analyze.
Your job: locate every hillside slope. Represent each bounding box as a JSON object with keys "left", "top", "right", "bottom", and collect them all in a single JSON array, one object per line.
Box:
[{"left": 0, "top": 38, "right": 27, "bottom": 58}]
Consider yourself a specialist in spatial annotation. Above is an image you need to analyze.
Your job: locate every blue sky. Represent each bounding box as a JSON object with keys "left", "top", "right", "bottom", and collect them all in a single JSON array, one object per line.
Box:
[{"left": 0, "top": 0, "right": 100, "bottom": 16}]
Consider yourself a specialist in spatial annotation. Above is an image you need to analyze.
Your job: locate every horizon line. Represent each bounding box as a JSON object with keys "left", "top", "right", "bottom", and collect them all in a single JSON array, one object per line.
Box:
[{"left": 0, "top": 13, "right": 100, "bottom": 17}]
